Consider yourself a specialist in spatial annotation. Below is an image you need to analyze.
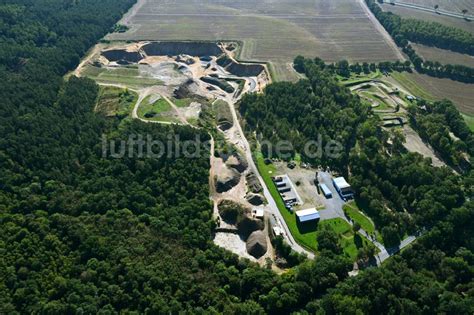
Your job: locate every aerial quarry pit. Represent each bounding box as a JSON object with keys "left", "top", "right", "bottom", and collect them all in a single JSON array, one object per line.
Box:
[
  {"left": 75, "top": 39, "right": 448, "bottom": 268},
  {"left": 4, "top": 0, "right": 474, "bottom": 311},
  {"left": 76, "top": 40, "right": 280, "bottom": 265}
]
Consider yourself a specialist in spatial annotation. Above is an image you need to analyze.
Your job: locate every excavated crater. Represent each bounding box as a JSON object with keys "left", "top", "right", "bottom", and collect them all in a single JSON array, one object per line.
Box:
[
  {"left": 101, "top": 49, "right": 143, "bottom": 63},
  {"left": 142, "top": 41, "right": 223, "bottom": 57}
]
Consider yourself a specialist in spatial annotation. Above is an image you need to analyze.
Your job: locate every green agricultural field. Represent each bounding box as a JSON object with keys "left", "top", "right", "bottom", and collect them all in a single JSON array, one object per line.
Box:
[
  {"left": 108, "top": 0, "right": 402, "bottom": 82},
  {"left": 95, "top": 86, "right": 138, "bottom": 118},
  {"left": 137, "top": 95, "right": 174, "bottom": 122}
]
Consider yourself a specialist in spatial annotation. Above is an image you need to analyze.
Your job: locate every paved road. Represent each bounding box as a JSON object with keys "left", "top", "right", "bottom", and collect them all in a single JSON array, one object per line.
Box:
[
  {"left": 317, "top": 171, "right": 346, "bottom": 220},
  {"left": 382, "top": 1, "right": 474, "bottom": 20},
  {"left": 225, "top": 93, "right": 315, "bottom": 259},
  {"left": 317, "top": 171, "right": 420, "bottom": 265}
]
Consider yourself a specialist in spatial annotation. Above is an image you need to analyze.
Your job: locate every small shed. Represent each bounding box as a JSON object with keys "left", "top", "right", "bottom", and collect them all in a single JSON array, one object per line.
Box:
[
  {"left": 252, "top": 208, "right": 264, "bottom": 219},
  {"left": 272, "top": 226, "right": 283, "bottom": 236}
]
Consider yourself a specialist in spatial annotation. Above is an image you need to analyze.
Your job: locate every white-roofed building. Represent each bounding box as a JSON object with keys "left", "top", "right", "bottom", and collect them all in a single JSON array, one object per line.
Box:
[
  {"left": 253, "top": 208, "right": 264, "bottom": 219},
  {"left": 332, "top": 176, "right": 353, "bottom": 200},
  {"left": 296, "top": 208, "right": 320, "bottom": 223}
]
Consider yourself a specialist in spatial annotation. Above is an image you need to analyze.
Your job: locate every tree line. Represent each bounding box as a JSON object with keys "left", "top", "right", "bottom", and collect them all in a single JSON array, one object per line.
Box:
[
  {"left": 367, "top": 0, "right": 474, "bottom": 83},
  {"left": 374, "top": 0, "right": 474, "bottom": 55},
  {"left": 408, "top": 99, "right": 473, "bottom": 170}
]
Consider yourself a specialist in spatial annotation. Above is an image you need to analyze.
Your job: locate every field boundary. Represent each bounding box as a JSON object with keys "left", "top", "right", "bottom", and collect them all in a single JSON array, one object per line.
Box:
[{"left": 381, "top": 1, "right": 474, "bottom": 20}]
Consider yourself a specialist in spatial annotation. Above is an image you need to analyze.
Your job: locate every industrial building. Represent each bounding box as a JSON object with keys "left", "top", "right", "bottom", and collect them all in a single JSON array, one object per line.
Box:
[
  {"left": 332, "top": 176, "right": 353, "bottom": 201},
  {"left": 296, "top": 208, "right": 320, "bottom": 223}
]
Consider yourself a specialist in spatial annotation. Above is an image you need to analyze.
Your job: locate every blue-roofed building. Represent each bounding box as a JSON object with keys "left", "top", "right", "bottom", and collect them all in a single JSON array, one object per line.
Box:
[{"left": 296, "top": 208, "right": 320, "bottom": 223}]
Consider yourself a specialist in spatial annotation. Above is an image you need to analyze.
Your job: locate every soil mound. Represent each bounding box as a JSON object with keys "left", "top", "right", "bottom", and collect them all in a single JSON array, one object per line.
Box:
[
  {"left": 218, "top": 200, "right": 249, "bottom": 224},
  {"left": 246, "top": 231, "right": 267, "bottom": 258},
  {"left": 215, "top": 102, "right": 233, "bottom": 131},
  {"left": 225, "top": 154, "right": 248, "bottom": 173},
  {"left": 246, "top": 172, "right": 262, "bottom": 193},
  {"left": 143, "top": 41, "right": 222, "bottom": 57},
  {"left": 246, "top": 193, "right": 265, "bottom": 206},
  {"left": 239, "top": 217, "right": 264, "bottom": 240},
  {"left": 200, "top": 76, "right": 235, "bottom": 93},
  {"left": 174, "top": 79, "right": 201, "bottom": 99},
  {"left": 215, "top": 167, "right": 241, "bottom": 193},
  {"left": 102, "top": 49, "right": 143, "bottom": 63}
]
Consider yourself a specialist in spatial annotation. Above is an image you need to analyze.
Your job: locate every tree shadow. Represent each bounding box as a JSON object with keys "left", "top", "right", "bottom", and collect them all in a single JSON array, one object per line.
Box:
[
  {"left": 296, "top": 219, "right": 319, "bottom": 234},
  {"left": 354, "top": 233, "right": 364, "bottom": 249}
]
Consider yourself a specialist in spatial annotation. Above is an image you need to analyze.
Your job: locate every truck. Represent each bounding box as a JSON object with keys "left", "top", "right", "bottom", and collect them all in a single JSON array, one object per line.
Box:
[{"left": 319, "top": 183, "right": 332, "bottom": 199}]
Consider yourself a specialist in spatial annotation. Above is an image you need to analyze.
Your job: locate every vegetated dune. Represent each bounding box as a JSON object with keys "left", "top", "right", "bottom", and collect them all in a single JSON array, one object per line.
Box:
[
  {"left": 101, "top": 49, "right": 143, "bottom": 62},
  {"left": 142, "top": 41, "right": 222, "bottom": 57}
]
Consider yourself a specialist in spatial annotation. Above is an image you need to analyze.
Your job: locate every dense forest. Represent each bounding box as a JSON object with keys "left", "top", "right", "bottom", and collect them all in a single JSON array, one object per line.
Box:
[
  {"left": 241, "top": 57, "right": 369, "bottom": 173},
  {"left": 0, "top": 0, "right": 473, "bottom": 313},
  {"left": 242, "top": 57, "right": 470, "bottom": 244},
  {"left": 408, "top": 99, "right": 473, "bottom": 169},
  {"left": 367, "top": 0, "right": 474, "bottom": 83}
]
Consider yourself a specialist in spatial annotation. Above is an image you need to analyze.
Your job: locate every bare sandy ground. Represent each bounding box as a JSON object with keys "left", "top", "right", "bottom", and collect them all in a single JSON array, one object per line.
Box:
[{"left": 403, "top": 126, "right": 446, "bottom": 167}]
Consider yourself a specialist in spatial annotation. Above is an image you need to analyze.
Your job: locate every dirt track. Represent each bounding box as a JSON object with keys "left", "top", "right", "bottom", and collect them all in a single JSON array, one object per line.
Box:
[{"left": 403, "top": 126, "right": 446, "bottom": 167}]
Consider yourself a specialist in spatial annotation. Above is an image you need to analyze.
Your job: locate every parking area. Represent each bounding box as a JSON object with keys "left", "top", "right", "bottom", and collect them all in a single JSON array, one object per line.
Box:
[
  {"left": 269, "top": 161, "right": 352, "bottom": 222},
  {"left": 272, "top": 174, "right": 303, "bottom": 210},
  {"left": 317, "top": 171, "right": 348, "bottom": 220}
]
